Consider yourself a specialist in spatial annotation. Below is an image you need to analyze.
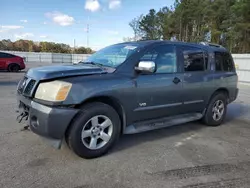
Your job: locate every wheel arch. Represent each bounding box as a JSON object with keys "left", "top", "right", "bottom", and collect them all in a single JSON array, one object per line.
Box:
[
  {"left": 202, "top": 87, "right": 229, "bottom": 126},
  {"left": 66, "top": 95, "right": 126, "bottom": 138},
  {"left": 7, "top": 63, "right": 20, "bottom": 70},
  {"left": 207, "top": 88, "right": 229, "bottom": 106}
]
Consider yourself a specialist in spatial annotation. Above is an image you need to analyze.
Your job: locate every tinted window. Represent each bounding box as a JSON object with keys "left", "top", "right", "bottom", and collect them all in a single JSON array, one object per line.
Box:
[
  {"left": 7, "top": 53, "right": 15, "bottom": 58},
  {"left": 0, "top": 53, "right": 6, "bottom": 58},
  {"left": 0, "top": 52, "right": 15, "bottom": 58},
  {"left": 215, "top": 52, "right": 234, "bottom": 72},
  {"left": 182, "top": 46, "right": 205, "bottom": 72},
  {"left": 215, "top": 53, "right": 223, "bottom": 71},
  {"left": 140, "top": 45, "right": 177, "bottom": 73},
  {"left": 204, "top": 52, "right": 209, "bottom": 69}
]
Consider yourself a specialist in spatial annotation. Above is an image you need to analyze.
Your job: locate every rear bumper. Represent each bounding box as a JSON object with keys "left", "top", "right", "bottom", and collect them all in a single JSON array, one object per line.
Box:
[
  {"left": 17, "top": 93, "right": 79, "bottom": 148},
  {"left": 20, "top": 63, "right": 26, "bottom": 70},
  {"left": 229, "top": 88, "right": 239, "bottom": 103}
]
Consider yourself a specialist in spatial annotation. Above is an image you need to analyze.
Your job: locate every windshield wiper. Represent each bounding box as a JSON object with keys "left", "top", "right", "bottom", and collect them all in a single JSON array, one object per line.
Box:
[
  {"left": 80, "top": 61, "right": 114, "bottom": 68},
  {"left": 80, "top": 61, "right": 104, "bottom": 67}
]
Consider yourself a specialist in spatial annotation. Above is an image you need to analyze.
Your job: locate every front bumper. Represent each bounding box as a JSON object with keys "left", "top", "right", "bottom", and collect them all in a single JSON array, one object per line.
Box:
[{"left": 17, "top": 93, "right": 79, "bottom": 148}]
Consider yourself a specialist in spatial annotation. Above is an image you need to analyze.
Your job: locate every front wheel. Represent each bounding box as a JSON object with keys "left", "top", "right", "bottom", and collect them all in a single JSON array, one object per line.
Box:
[
  {"left": 202, "top": 93, "right": 227, "bottom": 126},
  {"left": 66, "top": 102, "right": 121, "bottom": 159}
]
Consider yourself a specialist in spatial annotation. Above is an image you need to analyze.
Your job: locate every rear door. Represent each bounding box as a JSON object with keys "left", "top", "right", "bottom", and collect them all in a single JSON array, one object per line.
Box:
[
  {"left": 213, "top": 51, "right": 238, "bottom": 101},
  {"left": 180, "top": 45, "right": 211, "bottom": 114},
  {"left": 134, "top": 44, "right": 183, "bottom": 121}
]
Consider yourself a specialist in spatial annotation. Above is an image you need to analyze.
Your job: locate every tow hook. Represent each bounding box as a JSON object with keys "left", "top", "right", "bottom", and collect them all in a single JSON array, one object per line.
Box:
[
  {"left": 16, "top": 111, "right": 28, "bottom": 123},
  {"left": 16, "top": 110, "right": 30, "bottom": 131}
]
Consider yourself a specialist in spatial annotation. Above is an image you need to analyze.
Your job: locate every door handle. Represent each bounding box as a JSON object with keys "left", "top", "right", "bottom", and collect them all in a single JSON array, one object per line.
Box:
[{"left": 173, "top": 77, "right": 181, "bottom": 84}]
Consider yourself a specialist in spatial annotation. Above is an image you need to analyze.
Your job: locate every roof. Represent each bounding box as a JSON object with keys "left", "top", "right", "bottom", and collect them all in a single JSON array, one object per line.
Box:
[{"left": 117, "top": 40, "right": 228, "bottom": 52}]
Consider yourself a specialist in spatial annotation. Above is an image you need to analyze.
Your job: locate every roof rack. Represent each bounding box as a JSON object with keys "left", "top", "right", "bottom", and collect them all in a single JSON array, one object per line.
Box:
[{"left": 199, "top": 42, "right": 225, "bottom": 48}]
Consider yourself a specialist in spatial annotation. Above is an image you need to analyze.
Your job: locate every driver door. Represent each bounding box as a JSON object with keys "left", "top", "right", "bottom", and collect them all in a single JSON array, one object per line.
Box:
[{"left": 133, "top": 44, "right": 183, "bottom": 122}]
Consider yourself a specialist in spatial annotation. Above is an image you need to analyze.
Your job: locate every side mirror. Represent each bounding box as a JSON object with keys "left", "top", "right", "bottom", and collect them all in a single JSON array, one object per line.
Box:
[{"left": 135, "top": 61, "right": 156, "bottom": 73}]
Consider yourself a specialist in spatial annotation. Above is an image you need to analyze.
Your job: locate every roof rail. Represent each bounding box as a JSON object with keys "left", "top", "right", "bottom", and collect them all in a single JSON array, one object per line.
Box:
[{"left": 199, "top": 42, "right": 225, "bottom": 48}]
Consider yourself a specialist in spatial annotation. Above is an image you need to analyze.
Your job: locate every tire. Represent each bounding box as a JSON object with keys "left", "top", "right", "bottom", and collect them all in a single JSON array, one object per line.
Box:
[
  {"left": 202, "top": 93, "right": 227, "bottom": 126},
  {"left": 66, "top": 102, "right": 121, "bottom": 159},
  {"left": 8, "top": 64, "right": 20, "bottom": 72}
]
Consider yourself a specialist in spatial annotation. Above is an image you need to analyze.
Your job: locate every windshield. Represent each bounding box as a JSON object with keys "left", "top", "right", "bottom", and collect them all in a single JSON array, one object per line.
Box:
[{"left": 83, "top": 43, "right": 141, "bottom": 68}]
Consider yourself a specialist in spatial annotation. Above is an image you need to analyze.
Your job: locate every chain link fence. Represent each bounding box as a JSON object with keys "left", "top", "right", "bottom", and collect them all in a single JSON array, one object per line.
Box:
[{"left": 0, "top": 51, "right": 91, "bottom": 64}]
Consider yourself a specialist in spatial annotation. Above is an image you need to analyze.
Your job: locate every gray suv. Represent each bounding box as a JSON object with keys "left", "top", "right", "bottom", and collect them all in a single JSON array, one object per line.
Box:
[{"left": 16, "top": 41, "right": 238, "bottom": 158}]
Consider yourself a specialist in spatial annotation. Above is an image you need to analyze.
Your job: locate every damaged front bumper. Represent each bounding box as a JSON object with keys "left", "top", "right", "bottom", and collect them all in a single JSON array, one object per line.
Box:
[{"left": 16, "top": 93, "right": 79, "bottom": 149}]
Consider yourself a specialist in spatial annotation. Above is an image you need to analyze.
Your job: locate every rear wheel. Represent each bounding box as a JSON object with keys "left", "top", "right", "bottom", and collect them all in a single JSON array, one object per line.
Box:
[
  {"left": 203, "top": 93, "right": 227, "bottom": 126},
  {"left": 66, "top": 102, "right": 121, "bottom": 159},
  {"left": 8, "top": 64, "right": 20, "bottom": 72}
]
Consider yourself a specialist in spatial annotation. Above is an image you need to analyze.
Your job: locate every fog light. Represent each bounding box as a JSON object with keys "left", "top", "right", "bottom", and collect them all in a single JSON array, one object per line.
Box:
[{"left": 30, "top": 116, "right": 39, "bottom": 128}]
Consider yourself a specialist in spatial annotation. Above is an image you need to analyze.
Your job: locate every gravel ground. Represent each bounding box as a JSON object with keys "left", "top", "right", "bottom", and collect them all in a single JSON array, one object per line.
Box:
[{"left": 0, "top": 64, "right": 250, "bottom": 188}]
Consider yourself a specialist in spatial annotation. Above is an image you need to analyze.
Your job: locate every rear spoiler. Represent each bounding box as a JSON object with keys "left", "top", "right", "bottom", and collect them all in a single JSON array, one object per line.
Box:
[{"left": 199, "top": 42, "right": 225, "bottom": 49}]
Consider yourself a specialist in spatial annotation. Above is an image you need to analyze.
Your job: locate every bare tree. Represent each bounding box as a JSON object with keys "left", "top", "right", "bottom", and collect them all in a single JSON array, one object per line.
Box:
[{"left": 129, "top": 15, "right": 143, "bottom": 41}]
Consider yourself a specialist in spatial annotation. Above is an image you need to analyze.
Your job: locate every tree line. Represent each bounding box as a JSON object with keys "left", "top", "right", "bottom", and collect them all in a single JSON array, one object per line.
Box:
[
  {"left": 0, "top": 39, "right": 94, "bottom": 54},
  {"left": 128, "top": 0, "right": 250, "bottom": 53}
]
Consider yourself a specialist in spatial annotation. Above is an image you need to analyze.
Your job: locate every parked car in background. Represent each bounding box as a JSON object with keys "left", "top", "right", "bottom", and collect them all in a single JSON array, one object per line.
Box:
[
  {"left": 0, "top": 52, "right": 26, "bottom": 72},
  {"left": 16, "top": 40, "right": 238, "bottom": 159}
]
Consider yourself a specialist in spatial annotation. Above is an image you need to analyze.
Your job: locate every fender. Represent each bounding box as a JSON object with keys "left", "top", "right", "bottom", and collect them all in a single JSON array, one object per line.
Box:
[{"left": 77, "top": 95, "right": 127, "bottom": 133}]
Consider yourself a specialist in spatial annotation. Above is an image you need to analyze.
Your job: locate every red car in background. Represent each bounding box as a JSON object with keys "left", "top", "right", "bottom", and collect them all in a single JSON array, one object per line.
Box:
[{"left": 0, "top": 52, "right": 26, "bottom": 72}]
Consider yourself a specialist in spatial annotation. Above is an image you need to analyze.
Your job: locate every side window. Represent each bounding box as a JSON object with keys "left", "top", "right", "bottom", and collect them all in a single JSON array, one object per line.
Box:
[
  {"left": 204, "top": 52, "right": 209, "bottom": 69},
  {"left": 215, "top": 52, "right": 234, "bottom": 72},
  {"left": 215, "top": 52, "right": 223, "bottom": 71},
  {"left": 182, "top": 46, "right": 205, "bottom": 72},
  {"left": 140, "top": 51, "right": 158, "bottom": 61},
  {"left": 0, "top": 53, "right": 5, "bottom": 58},
  {"left": 7, "top": 54, "right": 15, "bottom": 58},
  {"left": 0, "top": 53, "right": 13, "bottom": 58},
  {"left": 223, "top": 53, "right": 234, "bottom": 71},
  {"left": 140, "top": 45, "right": 177, "bottom": 73}
]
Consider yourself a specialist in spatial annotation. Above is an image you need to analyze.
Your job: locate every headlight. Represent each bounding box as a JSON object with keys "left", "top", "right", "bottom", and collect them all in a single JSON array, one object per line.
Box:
[{"left": 35, "top": 81, "right": 72, "bottom": 102}]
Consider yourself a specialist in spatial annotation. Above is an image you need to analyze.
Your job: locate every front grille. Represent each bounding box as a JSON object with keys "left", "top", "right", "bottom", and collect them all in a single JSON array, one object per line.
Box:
[
  {"left": 24, "top": 79, "right": 36, "bottom": 95},
  {"left": 18, "top": 77, "right": 28, "bottom": 93},
  {"left": 17, "top": 77, "right": 37, "bottom": 96}
]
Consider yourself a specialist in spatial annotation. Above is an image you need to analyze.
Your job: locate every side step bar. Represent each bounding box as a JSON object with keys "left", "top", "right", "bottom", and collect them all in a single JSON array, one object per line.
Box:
[{"left": 124, "top": 113, "right": 203, "bottom": 134}]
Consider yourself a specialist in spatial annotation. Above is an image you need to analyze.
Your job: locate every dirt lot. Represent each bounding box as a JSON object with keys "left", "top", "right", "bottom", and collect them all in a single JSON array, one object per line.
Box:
[{"left": 1, "top": 65, "right": 250, "bottom": 188}]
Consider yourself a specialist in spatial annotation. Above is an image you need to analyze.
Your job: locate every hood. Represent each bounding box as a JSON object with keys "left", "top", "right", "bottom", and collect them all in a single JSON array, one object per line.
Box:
[{"left": 26, "top": 64, "right": 107, "bottom": 80}]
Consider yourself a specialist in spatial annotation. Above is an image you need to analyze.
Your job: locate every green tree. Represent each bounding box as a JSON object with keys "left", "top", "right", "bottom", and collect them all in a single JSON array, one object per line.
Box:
[
  {"left": 230, "top": 0, "right": 250, "bottom": 53},
  {"left": 139, "top": 9, "right": 162, "bottom": 40},
  {"left": 157, "top": 6, "right": 174, "bottom": 40},
  {"left": 0, "top": 39, "right": 94, "bottom": 53},
  {"left": 128, "top": 0, "right": 250, "bottom": 53},
  {"left": 13, "top": 40, "right": 29, "bottom": 51},
  {"left": 75, "top": 47, "right": 94, "bottom": 54}
]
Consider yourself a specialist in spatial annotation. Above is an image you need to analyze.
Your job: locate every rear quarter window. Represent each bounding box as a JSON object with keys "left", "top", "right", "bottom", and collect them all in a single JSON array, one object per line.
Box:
[{"left": 215, "top": 52, "right": 235, "bottom": 72}]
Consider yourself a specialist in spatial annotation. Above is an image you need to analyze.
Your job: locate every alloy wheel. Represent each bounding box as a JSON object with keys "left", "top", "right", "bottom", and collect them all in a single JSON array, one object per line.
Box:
[
  {"left": 81, "top": 115, "right": 113, "bottom": 150},
  {"left": 212, "top": 100, "right": 225, "bottom": 121}
]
